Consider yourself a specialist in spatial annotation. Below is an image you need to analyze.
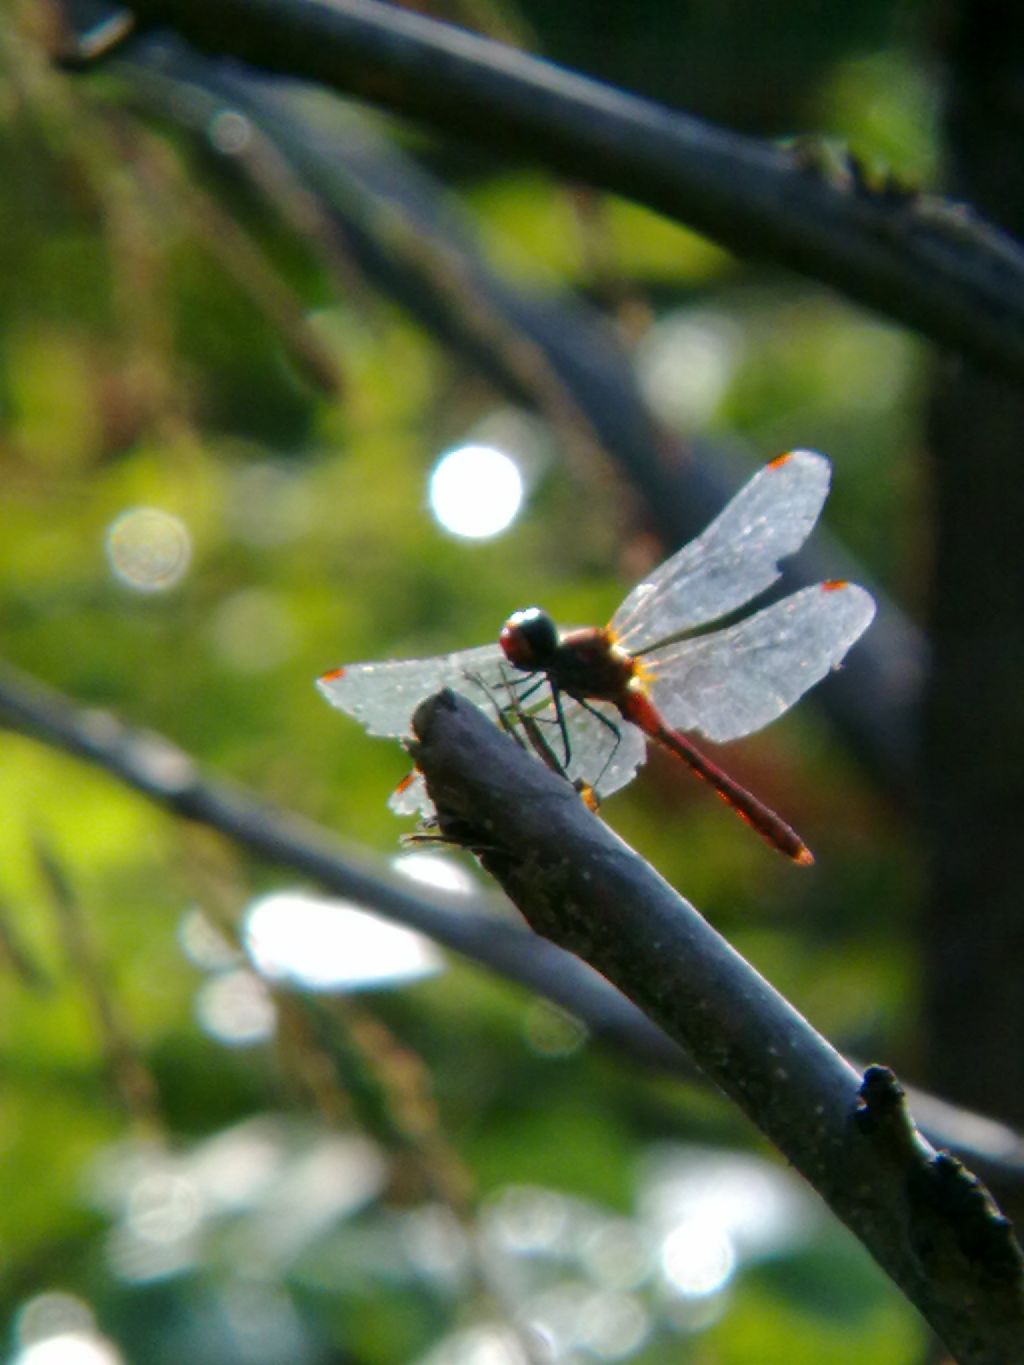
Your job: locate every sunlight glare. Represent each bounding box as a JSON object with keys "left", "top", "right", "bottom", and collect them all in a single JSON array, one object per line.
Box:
[
  {"left": 244, "top": 891, "right": 443, "bottom": 991},
  {"left": 414, "top": 1324, "right": 531, "bottom": 1365},
  {"left": 14, "top": 1335, "right": 121, "bottom": 1365},
  {"left": 639, "top": 1146, "right": 816, "bottom": 1263},
  {"left": 428, "top": 444, "right": 524, "bottom": 540},
  {"left": 392, "top": 850, "right": 476, "bottom": 895},
  {"left": 659, "top": 1219, "right": 736, "bottom": 1298}
]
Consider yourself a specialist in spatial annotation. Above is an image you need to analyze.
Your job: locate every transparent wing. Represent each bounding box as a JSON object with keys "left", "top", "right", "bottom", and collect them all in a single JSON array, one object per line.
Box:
[
  {"left": 611, "top": 450, "right": 832, "bottom": 651},
  {"left": 318, "top": 638, "right": 654, "bottom": 813},
  {"left": 389, "top": 769, "right": 433, "bottom": 818},
  {"left": 549, "top": 696, "right": 648, "bottom": 801},
  {"left": 318, "top": 643, "right": 647, "bottom": 814},
  {"left": 317, "top": 643, "right": 510, "bottom": 738},
  {"left": 381, "top": 689, "right": 648, "bottom": 815},
  {"left": 646, "top": 581, "right": 876, "bottom": 743}
]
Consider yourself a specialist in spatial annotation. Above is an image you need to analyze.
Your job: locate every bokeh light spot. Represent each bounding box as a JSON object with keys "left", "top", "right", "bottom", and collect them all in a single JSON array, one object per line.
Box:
[
  {"left": 574, "top": 1290, "right": 650, "bottom": 1359},
  {"left": 523, "top": 1000, "right": 589, "bottom": 1058},
  {"left": 13, "top": 1335, "right": 122, "bottom": 1365},
  {"left": 392, "top": 850, "right": 476, "bottom": 895},
  {"left": 16, "top": 1295, "right": 95, "bottom": 1348},
  {"left": 178, "top": 907, "right": 240, "bottom": 971},
  {"left": 482, "top": 1186, "right": 573, "bottom": 1257},
  {"left": 635, "top": 310, "right": 741, "bottom": 429},
  {"left": 245, "top": 891, "right": 443, "bottom": 991},
  {"left": 639, "top": 1145, "right": 815, "bottom": 1263},
  {"left": 660, "top": 1220, "right": 736, "bottom": 1298},
  {"left": 195, "top": 969, "right": 276, "bottom": 1046},
  {"left": 428, "top": 445, "right": 524, "bottom": 540},
  {"left": 209, "top": 588, "right": 296, "bottom": 673},
  {"left": 208, "top": 109, "right": 252, "bottom": 155},
  {"left": 105, "top": 507, "right": 191, "bottom": 592}
]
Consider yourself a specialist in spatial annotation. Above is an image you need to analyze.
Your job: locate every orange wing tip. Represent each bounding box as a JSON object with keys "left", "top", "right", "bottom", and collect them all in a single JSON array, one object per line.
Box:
[
  {"left": 794, "top": 845, "right": 815, "bottom": 867},
  {"left": 767, "top": 451, "right": 794, "bottom": 470},
  {"left": 822, "top": 579, "right": 849, "bottom": 592},
  {"left": 393, "top": 770, "right": 418, "bottom": 795},
  {"left": 319, "top": 666, "right": 346, "bottom": 683}
]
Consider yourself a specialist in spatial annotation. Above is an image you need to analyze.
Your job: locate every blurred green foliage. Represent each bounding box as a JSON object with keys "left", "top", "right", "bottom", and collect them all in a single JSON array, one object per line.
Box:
[{"left": 0, "top": 2, "right": 936, "bottom": 1361}]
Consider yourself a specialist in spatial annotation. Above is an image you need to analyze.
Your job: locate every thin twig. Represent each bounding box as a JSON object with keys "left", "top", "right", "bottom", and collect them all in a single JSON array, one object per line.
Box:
[
  {"left": 411, "top": 689, "right": 1024, "bottom": 1364},
  {"left": 116, "top": 0, "right": 1024, "bottom": 382},
  {"left": 33, "top": 834, "right": 162, "bottom": 1132}
]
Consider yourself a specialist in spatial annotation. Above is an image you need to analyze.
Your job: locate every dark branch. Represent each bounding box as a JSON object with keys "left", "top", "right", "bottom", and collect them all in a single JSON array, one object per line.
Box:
[
  {"left": 411, "top": 689, "right": 1024, "bottom": 1363},
  {"left": 0, "top": 657, "right": 1020, "bottom": 1188},
  {"left": 116, "top": 0, "right": 1024, "bottom": 382}
]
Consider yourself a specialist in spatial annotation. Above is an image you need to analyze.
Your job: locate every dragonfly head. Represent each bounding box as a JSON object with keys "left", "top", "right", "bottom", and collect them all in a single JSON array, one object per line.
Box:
[{"left": 500, "top": 607, "right": 559, "bottom": 671}]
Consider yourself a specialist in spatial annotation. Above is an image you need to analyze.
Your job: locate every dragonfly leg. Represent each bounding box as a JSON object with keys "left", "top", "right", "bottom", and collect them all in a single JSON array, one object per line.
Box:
[
  {"left": 463, "top": 665, "right": 544, "bottom": 731},
  {"left": 504, "top": 685, "right": 599, "bottom": 807},
  {"left": 571, "top": 694, "right": 623, "bottom": 794},
  {"left": 548, "top": 687, "right": 623, "bottom": 795},
  {"left": 493, "top": 670, "right": 556, "bottom": 760},
  {"left": 548, "top": 685, "right": 575, "bottom": 769},
  {"left": 509, "top": 673, "right": 549, "bottom": 707},
  {"left": 462, "top": 667, "right": 567, "bottom": 772},
  {"left": 496, "top": 672, "right": 564, "bottom": 749},
  {"left": 463, "top": 666, "right": 520, "bottom": 730}
]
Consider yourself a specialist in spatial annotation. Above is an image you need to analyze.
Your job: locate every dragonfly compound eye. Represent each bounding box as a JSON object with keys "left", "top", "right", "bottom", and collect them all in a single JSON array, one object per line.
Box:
[{"left": 500, "top": 607, "right": 559, "bottom": 668}]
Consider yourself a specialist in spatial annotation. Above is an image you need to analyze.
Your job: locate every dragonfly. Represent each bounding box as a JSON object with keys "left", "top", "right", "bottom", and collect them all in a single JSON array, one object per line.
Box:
[{"left": 317, "top": 450, "right": 875, "bottom": 864}]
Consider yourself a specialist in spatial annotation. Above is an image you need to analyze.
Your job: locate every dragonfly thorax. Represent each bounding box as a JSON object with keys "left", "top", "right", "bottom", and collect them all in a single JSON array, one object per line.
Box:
[{"left": 500, "top": 607, "right": 560, "bottom": 671}]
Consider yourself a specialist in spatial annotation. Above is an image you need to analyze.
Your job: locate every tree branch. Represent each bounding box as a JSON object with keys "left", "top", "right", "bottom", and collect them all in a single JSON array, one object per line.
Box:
[
  {"left": 411, "top": 689, "right": 1024, "bottom": 1364},
  {"left": 116, "top": 0, "right": 1024, "bottom": 382},
  {"left": 2, "top": 656, "right": 1022, "bottom": 1188}
]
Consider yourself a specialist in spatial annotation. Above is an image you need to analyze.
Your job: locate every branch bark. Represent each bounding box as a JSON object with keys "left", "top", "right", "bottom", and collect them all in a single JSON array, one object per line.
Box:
[
  {"left": 115, "top": 0, "right": 1024, "bottom": 382},
  {"left": 1, "top": 658, "right": 1022, "bottom": 1187},
  {"left": 411, "top": 688, "right": 1024, "bottom": 1365}
]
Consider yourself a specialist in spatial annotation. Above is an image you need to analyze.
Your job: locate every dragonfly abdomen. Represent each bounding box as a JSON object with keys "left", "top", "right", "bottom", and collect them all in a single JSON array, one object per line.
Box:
[{"left": 620, "top": 690, "right": 813, "bottom": 865}]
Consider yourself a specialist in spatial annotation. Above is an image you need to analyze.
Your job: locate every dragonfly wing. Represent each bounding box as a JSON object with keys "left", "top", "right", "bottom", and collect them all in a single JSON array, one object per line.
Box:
[
  {"left": 558, "top": 697, "right": 648, "bottom": 800},
  {"left": 611, "top": 450, "right": 831, "bottom": 650},
  {"left": 389, "top": 769, "right": 433, "bottom": 817},
  {"left": 317, "top": 643, "right": 511, "bottom": 737},
  {"left": 385, "top": 698, "right": 647, "bottom": 818},
  {"left": 647, "top": 581, "right": 876, "bottom": 743}
]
